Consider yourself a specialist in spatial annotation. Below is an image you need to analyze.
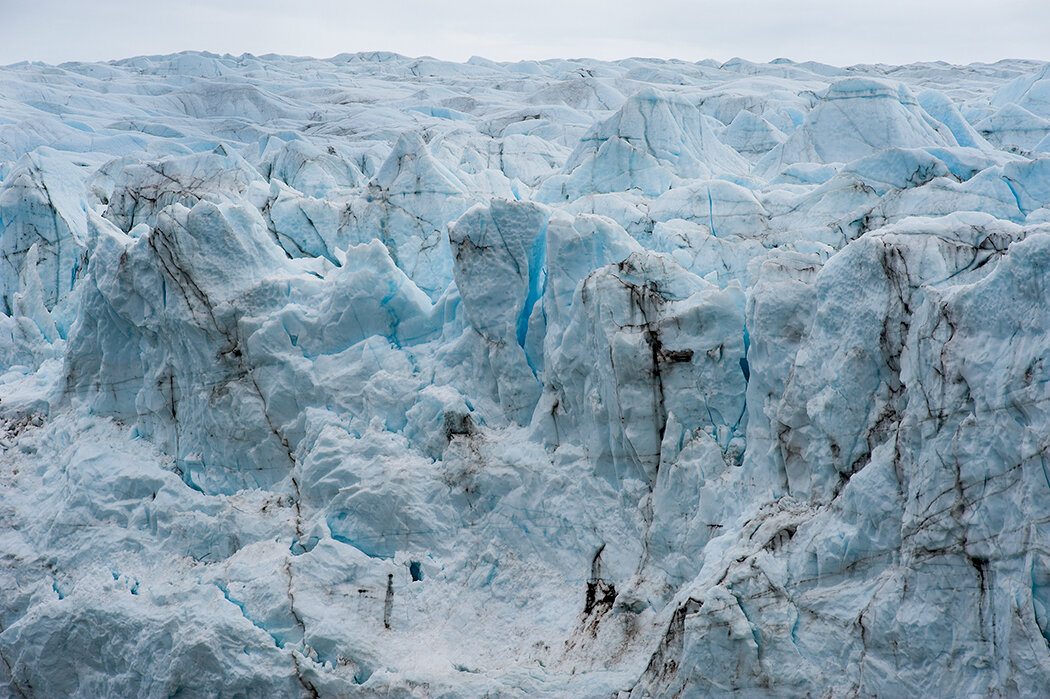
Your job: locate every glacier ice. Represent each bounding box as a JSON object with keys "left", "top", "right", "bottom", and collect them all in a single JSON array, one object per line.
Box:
[{"left": 2, "top": 51, "right": 1050, "bottom": 696}]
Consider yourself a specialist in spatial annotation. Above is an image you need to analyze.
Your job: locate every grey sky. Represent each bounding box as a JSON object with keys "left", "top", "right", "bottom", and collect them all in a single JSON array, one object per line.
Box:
[{"left": 2, "top": 0, "right": 1048, "bottom": 67}]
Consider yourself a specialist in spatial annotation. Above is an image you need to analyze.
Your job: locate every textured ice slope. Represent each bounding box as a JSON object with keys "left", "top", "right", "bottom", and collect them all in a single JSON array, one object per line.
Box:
[{"left": 2, "top": 52, "right": 1050, "bottom": 696}]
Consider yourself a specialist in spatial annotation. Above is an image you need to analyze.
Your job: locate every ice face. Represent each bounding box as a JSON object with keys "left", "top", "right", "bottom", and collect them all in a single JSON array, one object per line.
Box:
[{"left": 2, "top": 51, "right": 1050, "bottom": 697}]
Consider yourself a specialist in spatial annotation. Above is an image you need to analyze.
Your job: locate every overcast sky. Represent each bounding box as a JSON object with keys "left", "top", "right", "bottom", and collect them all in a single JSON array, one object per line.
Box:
[{"left": 3, "top": 0, "right": 1049, "bottom": 67}]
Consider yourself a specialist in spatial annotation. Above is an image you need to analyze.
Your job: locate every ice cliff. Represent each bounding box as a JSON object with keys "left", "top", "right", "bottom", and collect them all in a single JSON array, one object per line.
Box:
[{"left": 2, "top": 52, "right": 1050, "bottom": 697}]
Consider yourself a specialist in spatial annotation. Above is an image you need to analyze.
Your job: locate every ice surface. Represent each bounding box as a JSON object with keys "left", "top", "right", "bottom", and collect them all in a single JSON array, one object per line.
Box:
[{"left": 2, "top": 51, "right": 1050, "bottom": 697}]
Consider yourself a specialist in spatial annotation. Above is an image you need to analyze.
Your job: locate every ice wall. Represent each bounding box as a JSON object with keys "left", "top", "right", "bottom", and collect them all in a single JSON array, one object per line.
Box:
[{"left": 2, "top": 52, "right": 1050, "bottom": 697}]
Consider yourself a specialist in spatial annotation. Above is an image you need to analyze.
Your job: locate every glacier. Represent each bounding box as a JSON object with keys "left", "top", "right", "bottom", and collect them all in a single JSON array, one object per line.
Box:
[{"left": 1, "top": 51, "right": 1050, "bottom": 696}]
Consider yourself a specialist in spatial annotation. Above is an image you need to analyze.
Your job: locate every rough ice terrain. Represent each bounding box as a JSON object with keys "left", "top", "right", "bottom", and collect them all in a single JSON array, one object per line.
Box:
[{"left": 2, "top": 51, "right": 1050, "bottom": 697}]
